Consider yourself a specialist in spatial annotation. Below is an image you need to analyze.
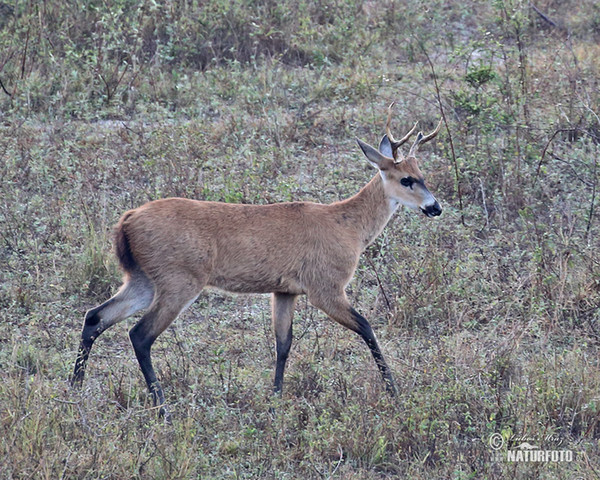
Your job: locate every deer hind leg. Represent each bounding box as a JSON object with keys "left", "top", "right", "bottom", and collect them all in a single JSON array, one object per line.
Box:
[
  {"left": 72, "top": 269, "right": 154, "bottom": 387},
  {"left": 308, "top": 290, "right": 397, "bottom": 396},
  {"left": 272, "top": 293, "right": 298, "bottom": 394},
  {"left": 128, "top": 274, "right": 203, "bottom": 418}
]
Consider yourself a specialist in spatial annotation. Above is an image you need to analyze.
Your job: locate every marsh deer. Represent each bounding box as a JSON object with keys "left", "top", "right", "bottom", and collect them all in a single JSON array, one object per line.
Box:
[{"left": 71, "top": 104, "right": 442, "bottom": 416}]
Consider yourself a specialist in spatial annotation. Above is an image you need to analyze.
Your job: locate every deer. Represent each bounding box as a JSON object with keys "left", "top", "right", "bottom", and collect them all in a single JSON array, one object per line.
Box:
[{"left": 71, "top": 103, "right": 442, "bottom": 417}]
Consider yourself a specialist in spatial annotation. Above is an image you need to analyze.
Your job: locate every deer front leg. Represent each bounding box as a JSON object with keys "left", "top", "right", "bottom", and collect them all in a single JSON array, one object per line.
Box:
[
  {"left": 272, "top": 293, "right": 298, "bottom": 394},
  {"left": 308, "top": 291, "right": 397, "bottom": 396}
]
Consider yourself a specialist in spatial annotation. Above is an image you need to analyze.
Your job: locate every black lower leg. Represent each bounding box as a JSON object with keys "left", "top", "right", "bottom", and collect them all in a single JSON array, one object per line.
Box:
[
  {"left": 273, "top": 328, "right": 293, "bottom": 394},
  {"left": 71, "top": 306, "right": 105, "bottom": 387},
  {"left": 129, "top": 325, "right": 167, "bottom": 416},
  {"left": 72, "top": 339, "right": 93, "bottom": 386},
  {"left": 350, "top": 308, "right": 397, "bottom": 396}
]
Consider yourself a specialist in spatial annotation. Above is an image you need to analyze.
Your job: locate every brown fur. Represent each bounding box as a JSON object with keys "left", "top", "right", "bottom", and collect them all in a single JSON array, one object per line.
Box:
[
  {"left": 118, "top": 177, "right": 387, "bottom": 298},
  {"left": 114, "top": 211, "right": 137, "bottom": 272}
]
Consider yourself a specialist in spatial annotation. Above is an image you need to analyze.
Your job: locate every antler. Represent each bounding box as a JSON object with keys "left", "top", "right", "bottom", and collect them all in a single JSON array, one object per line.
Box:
[
  {"left": 408, "top": 118, "right": 442, "bottom": 157},
  {"left": 386, "top": 102, "right": 418, "bottom": 156}
]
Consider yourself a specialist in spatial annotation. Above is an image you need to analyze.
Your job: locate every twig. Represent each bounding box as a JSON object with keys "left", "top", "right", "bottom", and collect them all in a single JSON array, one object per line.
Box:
[
  {"left": 0, "top": 77, "right": 10, "bottom": 96},
  {"left": 583, "top": 104, "right": 600, "bottom": 241},
  {"left": 534, "top": 128, "right": 574, "bottom": 181},
  {"left": 530, "top": 3, "right": 559, "bottom": 28},
  {"left": 20, "top": 26, "right": 30, "bottom": 80},
  {"left": 479, "top": 177, "right": 489, "bottom": 229},
  {"left": 366, "top": 255, "right": 392, "bottom": 313},
  {"left": 586, "top": 153, "right": 597, "bottom": 242},
  {"left": 326, "top": 445, "right": 344, "bottom": 479},
  {"left": 51, "top": 398, "right": 81, "bottom": 405},
  {"left": 99, "top": 62, "right": 130, "bottom": 104},
  {"left": 420, "top": 42, "right": 466, "bottom": 226}
]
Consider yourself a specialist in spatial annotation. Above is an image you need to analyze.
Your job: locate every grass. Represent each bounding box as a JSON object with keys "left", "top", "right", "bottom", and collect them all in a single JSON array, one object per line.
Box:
[{"left": 1, "top": 0, "right": 600, "bottom": 478}]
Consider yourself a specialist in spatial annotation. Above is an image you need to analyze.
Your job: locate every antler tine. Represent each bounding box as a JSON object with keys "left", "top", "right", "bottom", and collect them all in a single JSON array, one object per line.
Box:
[
  {"left": 385, "top": 102, "right": 396, "bottom": 143},
  {"left": 408, "top": 118, "right": 442, "bottom": 157},
  {"left": 391, "top": 122, "right": 419, "bottom": 149},
  {"left": 419, "top": 117, "right": 443, "bottom": 145},
  {"left": 386, "top": 102, "right": 418, "bottom": 149}
]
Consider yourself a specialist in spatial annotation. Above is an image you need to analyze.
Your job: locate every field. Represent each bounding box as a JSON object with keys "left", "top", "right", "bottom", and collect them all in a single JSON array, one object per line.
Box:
[{"left": 1, "top": 0, "right": 600, "bottom": 478}]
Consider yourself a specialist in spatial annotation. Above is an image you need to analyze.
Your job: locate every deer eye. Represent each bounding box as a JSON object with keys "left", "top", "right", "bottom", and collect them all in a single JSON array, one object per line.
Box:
[{"left": 400, "top": 177, "right": 414, "bottom": 188}]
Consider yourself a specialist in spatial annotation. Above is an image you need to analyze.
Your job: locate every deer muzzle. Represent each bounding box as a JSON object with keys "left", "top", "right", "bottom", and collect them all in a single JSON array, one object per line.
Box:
[{"left": 421, "top": 201, "right": 442, "bottom": 217}]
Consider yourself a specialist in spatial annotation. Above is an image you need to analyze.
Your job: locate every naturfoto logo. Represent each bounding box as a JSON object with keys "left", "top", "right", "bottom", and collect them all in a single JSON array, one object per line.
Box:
[{"left": 488, "top": 433, "right": 574, "bottom": 463}]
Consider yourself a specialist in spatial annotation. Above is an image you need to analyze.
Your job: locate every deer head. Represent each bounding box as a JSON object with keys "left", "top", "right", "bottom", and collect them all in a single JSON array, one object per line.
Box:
[{"left": 357, "top": 103, "right": 442, "bottom": 217}]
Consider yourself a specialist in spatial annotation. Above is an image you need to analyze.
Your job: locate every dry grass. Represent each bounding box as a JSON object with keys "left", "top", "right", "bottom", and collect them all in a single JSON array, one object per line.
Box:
[{"left": 1, "top": 0, "right": 600, "bottom": 478}]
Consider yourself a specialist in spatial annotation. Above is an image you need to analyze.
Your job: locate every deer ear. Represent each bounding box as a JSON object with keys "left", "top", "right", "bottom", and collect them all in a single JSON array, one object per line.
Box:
[
  {"left": 378, "top": 135, "right": 394, "bottom": 159},
  {"left": 356, "top": 138, "right": 394, "bottom": 171}
]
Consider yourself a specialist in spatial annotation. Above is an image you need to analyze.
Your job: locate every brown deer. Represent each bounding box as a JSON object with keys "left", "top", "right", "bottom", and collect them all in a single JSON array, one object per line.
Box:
[{"left": 71, "top": 104, "right": 442, "bottom": 416}]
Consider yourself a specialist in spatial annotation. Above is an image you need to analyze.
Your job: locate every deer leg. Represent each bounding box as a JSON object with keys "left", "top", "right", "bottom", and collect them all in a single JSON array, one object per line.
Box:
[
  {"left": 128, "top": 280, "right": 201, "bottom": 418},
  {"left": 72, "top": 270, "right": 154, "bottom": 387},
  {"left": 272, "top": 293, "right": 298, "bottom": 394},
  {"left": 308, "top": 291, "right": 397, "bottom": 396}
]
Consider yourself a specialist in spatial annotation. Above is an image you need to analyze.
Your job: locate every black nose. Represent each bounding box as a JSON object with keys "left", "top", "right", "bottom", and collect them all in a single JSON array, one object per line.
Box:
[{"left": 421, "top": 202, "right": 442, "bottom": 217}]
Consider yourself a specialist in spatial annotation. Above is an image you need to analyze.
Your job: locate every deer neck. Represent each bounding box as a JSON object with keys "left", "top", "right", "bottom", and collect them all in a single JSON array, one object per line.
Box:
[{"left": 334, "top": 173, "right": 398, "bottom": 250}]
